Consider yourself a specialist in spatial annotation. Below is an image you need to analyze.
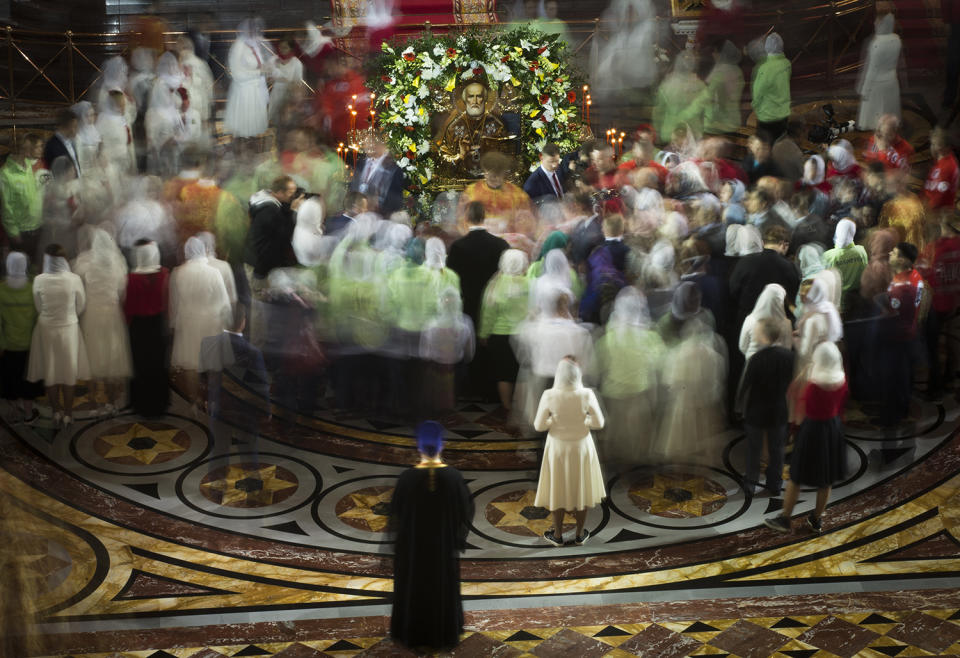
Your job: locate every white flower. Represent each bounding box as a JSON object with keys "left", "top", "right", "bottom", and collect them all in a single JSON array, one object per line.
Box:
[
  {"left": 433, "top": 44, "right": 445, "bottom": 57},
  {"left": 520, "top": 38, "right": 534, "bottom": 50},
  {"left": 417, "top": 84, "right": 430, "bottom": 99},
  {"left": 539, "top": 48, "right": 550, "bottom": 58},
  {"left": 531, "top": 119, "right": 545, "bottom": 130},
  {"left": 401, "top": 46, "right": 415, "bottom": 59},
  {"left": 461, "top": 69, "right": 474, "bottom": 79},
  {"left": 419, "top": 140, "right": 431, "bottom": 153},
  {"left": 398, "top": 157, "right": 410, "bottom": 169}
]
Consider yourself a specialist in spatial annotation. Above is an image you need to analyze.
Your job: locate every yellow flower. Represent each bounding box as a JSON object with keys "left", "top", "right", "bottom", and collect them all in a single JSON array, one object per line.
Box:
[
  {"left": 511, "top": 77, "right": 521, "bottom": 87},
  {"left": 445, "top": 77, "right": 457, "bottom": 92},
  {"left": 412, "top": 76, "right": 420, "bottom": 88},
  {"left": 403, "top": 94, "right": 412, "bottom": 104},
  {"left": 529, "top": 109, "right": 540, "bottom": 117},
  {"left": 409, "top": 143, "right": 417, "bottom": 153},
  {"left": 419, "top": 174, "right": 428, "bottom": 184},
  {"left": 514, "top": 47, "right": 522, "bottom": 54},
  {"left": 536, "top": 127, "right": 544, "bottom": 137}
]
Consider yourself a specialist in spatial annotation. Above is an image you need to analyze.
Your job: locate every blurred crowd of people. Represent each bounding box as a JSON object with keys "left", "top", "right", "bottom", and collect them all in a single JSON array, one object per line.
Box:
[{"left": 0, "top": 5, "right": 954, "bottom": 482}]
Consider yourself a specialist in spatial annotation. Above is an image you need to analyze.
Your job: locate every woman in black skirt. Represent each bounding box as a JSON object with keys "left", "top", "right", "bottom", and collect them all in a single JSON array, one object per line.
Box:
[
  {"left": 0, "top": 252, "right": 45, "bottom": 422},
  {"left": 765, "top": 341, "right": 848, "bottom": 534},
  {"left": 123, "top": 240, "right": 170, "bottom": 417}
]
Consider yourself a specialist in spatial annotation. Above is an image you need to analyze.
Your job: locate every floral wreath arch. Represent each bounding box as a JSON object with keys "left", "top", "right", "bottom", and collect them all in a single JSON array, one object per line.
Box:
[{"left": 367, "top": 26, "right": 585, "bottom": 194}]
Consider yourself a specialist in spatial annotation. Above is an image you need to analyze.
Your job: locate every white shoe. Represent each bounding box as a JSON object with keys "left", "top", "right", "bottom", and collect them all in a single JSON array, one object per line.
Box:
[{"left": 62, "top": 416, "right": 73, "bottom": 428}]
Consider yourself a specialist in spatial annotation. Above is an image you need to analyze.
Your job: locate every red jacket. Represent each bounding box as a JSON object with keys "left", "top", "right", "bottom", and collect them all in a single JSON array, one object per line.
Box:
[
  {"left": 924, "top": 152, "right": 959, "bottom": 210},
  {"left": 920, "top": 235, "right": 960, "bottom": 312},
  {"left": 863, "top": 136, "right": 914, "bottom": 172}
]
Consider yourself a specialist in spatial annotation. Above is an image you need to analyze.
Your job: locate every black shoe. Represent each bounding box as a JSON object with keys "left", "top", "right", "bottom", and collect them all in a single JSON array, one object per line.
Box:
[
  {"left": 764, "top": 516, "right": 791, "bottom": 534},
  {"left": 574, "top": 529, "right": 590, "bottom": 546},
  {"left": 543, "top": 529, "right": 563, "bottom": 546},
  {"left": 806, "top": 514, "right": 822, "bottom": 533}
]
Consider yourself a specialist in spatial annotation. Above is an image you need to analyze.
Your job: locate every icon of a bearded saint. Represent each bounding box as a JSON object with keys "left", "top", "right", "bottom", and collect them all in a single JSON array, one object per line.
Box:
[{"left": 435, "top": 80, "right": 516, "bottom": 177}]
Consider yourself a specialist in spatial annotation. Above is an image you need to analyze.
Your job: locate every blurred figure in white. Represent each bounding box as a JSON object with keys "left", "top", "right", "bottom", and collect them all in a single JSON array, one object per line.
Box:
[
  {"left": 225, "top": 18, "right": 271, "bottom": 138},
  {"left": 128, "top": 48, "right": 156, "bottom": 121},
  {"left": 145, "top": 52, "right": 187, "bottom": 176},
  {"left": 291, "top": 194, "right": 330, "bottom": 267},
  {"left": 593, "top": 0, "right": 658, "bottom": 102},
  {"left": 27, "top": 244, "right": 90, "bottom": 428},
  {"left": 95, "top": 56, "right": 131, "bottom": 114},
  {"left": 196, "top": 232, "right": 238, "bottom": 312},
  {"left": 169, "top": 236, "right": 232, "bottom": 414},
  {"left": 97, "top": 89, "right": 137, "bottom": 174},
  {"left": 857, "top": 12, "right": 902, "bottom": 131},
  {"left": 739, "top": 283, "right": 793, "bottom": 361},
  {"left": 115, "top": 176, "right": 177, "bottom": 259},
  {"left": 420, "top": 286, "right": 476, "bottom": 416},
  {"left": 40, "top": 156, "right": 83, "bottom": 260},
  {"left": 176, "top": 35, "right": 215, "bottom": 131},
  {"left": 654, "top": 50, "right": 706, "bottom": 141},
  {"left": 595, "top": 286, "right": 666, "bottom": 466},
  {"left": 269, "top": 38, "right": 305, "bottom": 126},
  {"left": 72, "top": 227, "right": 132, "bottom": 416},
  {"left": 70, "top": 101, "right": 101, "bottom": 173},
  {"left": 515, "top": 283, "right": 594, "bottom": 429},
  {"left": 656, "top": 318, "right": 727, "bottom": 466}
]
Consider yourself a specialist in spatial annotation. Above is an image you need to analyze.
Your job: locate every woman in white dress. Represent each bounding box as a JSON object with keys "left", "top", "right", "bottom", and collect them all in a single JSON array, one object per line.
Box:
[
  {"left": 857, "top": 13, "right": 902, "bottom": 131},
  {"left": 656, "top": 318, "right": 727, "bottom": 467},
  {"left": 225, "top": 19, "right": 271, "bottom": 138},
  {"left": 268, "top": 38, "right": 304, "bottom": 125},
  {"left": 169, "top": 237, "right": 231, "bottom": 411},
  {"left": 27, "top": 244, "right": 90, "bottom": 428},
  {"left": 145, "top": 52, "right": 186, "bottom": 176},
  {"left": 533, "top": 357, "right": 605, "bottom": 547},
  {"left": 73, "top": 227, "right": 132, "bottom": 416}
]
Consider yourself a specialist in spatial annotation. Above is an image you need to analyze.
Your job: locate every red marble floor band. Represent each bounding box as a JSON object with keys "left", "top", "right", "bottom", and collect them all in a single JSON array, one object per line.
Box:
[{"left": 32, "top": 588, "right": 960, "bottom": 655}]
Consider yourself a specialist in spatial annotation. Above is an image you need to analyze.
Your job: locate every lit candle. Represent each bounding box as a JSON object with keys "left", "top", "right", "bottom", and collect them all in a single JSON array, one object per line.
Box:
[{"left": 586, "top": 98, "right": 591, "bottom": 123}]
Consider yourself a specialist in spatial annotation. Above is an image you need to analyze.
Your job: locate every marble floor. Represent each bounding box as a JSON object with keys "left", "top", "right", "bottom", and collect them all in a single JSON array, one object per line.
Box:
[{"left": 3, "top": 357, "right": 960, "bottom": 657}]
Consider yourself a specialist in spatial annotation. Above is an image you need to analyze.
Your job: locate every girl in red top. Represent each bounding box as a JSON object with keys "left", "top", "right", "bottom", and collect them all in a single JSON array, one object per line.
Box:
[
  {"left": 124, "top": 240, "right": 170, "bottom": 417},
  {"left": 765, "top": 342, "right": 848, "bottom": 534}
]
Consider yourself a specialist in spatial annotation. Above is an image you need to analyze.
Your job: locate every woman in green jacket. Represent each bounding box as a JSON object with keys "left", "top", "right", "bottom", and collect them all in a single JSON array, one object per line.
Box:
[
  {"left": 0, "top": 252, "right": 44, "bottom": 422},
  {"left": 479, "top": 249, "right": 531, "bottom": 410}
]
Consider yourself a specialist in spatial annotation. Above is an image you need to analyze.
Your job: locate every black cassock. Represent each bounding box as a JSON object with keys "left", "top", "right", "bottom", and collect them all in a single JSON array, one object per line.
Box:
[{"left": 390, "top": 464, "right": 474, "bottom": 650}]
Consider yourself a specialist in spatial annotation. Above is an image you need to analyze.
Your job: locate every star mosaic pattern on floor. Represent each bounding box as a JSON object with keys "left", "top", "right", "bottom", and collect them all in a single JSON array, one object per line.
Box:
[{"left": 3, "top": 333, "right": 960, "bottom": 654}]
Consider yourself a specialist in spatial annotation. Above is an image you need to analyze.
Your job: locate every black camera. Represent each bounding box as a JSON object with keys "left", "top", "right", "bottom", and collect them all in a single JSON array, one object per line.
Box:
[{"left": 808, "top": 104, "right": 856, "bottom": 144}]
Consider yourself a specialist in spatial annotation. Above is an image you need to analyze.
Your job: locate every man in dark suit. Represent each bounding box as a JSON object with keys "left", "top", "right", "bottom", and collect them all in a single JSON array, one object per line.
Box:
[
  {"left": 600, "top": 213, "right": 629, "bottom": 273},
  {"left": 325, "top": 190, "right": 366, "bottom": 237},
  {"left": 729, "top": 224, "right": 800, "bottom": 331},
  {"left": 42, "top": 109, "right": 81, "bottom": 177},
  {"left": 447, "top": 201, "right": 509, "bottom": 399},
  {"left": 349, "top": 134, "right": 405, "bottom": 216},
  {"left": 568, "top": 193, "right": 604, "bottom": 267},
  {"left": 522, "top": 142, "right": 565, "bottom": 204}
]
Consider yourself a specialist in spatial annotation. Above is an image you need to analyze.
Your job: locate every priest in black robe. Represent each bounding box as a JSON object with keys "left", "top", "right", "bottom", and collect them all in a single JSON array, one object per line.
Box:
[{"left": 389, "top": 421, "right": 475, "bottom": 651}]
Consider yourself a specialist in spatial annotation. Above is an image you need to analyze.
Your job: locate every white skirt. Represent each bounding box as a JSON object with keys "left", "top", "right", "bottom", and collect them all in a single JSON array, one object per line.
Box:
[
  {"left": 27, "top": 322, "right": 91, "bottom": 385},
  {"left": 224, "top": 77, "right": 269, "bottom": 138},
  {"left": 171, "top": 313, "right": 224, "bottom": 371},
  {"left": 534, "top": 433, "right": 606, "bottom": 511},
  {"left": 81, "top": 303, "right": 133, "bottom": 379}
]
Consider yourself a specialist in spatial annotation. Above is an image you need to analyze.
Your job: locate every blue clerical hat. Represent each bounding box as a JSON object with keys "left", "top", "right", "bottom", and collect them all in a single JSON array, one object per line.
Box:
[{"left": 416, "top": 421, "right": 444, "bottom": 457}]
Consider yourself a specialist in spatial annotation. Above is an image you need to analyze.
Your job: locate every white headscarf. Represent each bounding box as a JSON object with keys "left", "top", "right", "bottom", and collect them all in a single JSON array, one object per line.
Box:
[
  {"left": 543, "top": 248, "right": 570, "bottom": 282},
  {"left": 156, "top": 51, "right": 183, "bottom": 91},
  {"left": 71, "top": 101, "right": 101, "bottom": 147},
  {"left": 292, "top": 197, "right": 327, "bottom": 267},
  {"left": 184, "top": 236, "right": 207, "bottom": 262},
  {"left": 803, "top": 277, "right": 843, "bottom": 342},
  {"left": 809, "top": 341, "right": 846, "bottom": 387},
  {"left": 424, "top": 237, "right": 447, "bottom": 270},
  {"left": 134, "top": 241, "right": 161, "bottom": 273},
  {"left": 725, "top": 224, "right": 743, "bottom": 256},
  {"left": 834, "top": 218, "right": 857, "bottom": 249},
  {"left": 764, "top": 32, "right": 784, "bottom": 55},
  {"left": 196, "top": 231, "right": 217, "bottom": 258},
  {"left": 737, "top": 225, "right": 763, "bottom": 256},
  {"left": 499, "top": 248, "right": 528, "bottom": 277},
  {"left": 43, "top": 253, "right": 71, "bottom": 274},
  {"left": 553, "top": 357, "right": 583, "bottom": 391},
  {"left": 827, "top": 140, "right": 856, "bottom": 174},
  {"left": 876, "top": 12, "right": 895, "bottom": 36},
  {"left": 608, "top": 286, "right": 651, "bottom": 329},
  {"left": 749, "top": 283, "right": 787, "bottom": 321},
  {"left": 798, "top": 243, "right": 826, "bottom": 279},
  {"left": 86, "top": 227, "right": 127, "bottom": 272},
  {"left": 5, "top": 252, "right": 27, "bottom": 289},
  {"left": 101, "top": 55, "right": 128, "bottom": 93},
  {"left": 803, "top": 155, "right": 826, "bottom": 186}
]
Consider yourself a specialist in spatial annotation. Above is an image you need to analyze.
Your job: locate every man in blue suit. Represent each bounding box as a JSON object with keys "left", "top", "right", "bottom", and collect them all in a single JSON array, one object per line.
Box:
[
  {"left": 349, "top": 133, "right": 405, "bottom": 216},
  {"left": 522, "top": 143, "right": 566, "bottom": 204}
]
